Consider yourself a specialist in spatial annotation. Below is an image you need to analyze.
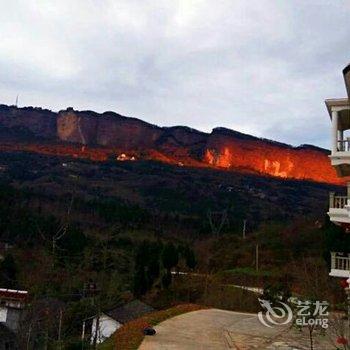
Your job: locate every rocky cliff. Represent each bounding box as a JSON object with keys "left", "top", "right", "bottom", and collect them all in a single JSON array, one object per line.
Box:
[
  {"left": 0, "top": 104, "right": 342, "bottom": 185},
  {"left": 204, "top": 128, "right": 339, "bottom": 184}
]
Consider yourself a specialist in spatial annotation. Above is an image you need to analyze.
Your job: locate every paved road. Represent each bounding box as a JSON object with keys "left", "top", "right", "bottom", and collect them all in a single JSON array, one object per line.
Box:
[
  {"left": 138, "top": 309, "right": 332, "bottom": 350},
  {"left": 139, "top": 309, "right": 244, "bottom": 350}
]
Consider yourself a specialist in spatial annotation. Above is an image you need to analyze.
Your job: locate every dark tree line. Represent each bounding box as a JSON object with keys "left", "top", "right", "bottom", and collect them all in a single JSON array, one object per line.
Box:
[{"left": 133, "top": 240, "right": 196, "bottom": 297}]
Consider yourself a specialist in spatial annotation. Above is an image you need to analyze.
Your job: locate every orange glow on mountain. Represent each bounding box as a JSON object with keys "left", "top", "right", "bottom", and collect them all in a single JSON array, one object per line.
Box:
[
  {"left": 0, "top": 140, "right": 344, "bottom": 185},
  {"left": 203, "top": 138, "right": 343, "bottom": 185},
  {"left": 0, "top": 105, "right": 343, "bottom": 186},
  {"left": 0, "top": 143, "right": 110, "bottom": 162}
]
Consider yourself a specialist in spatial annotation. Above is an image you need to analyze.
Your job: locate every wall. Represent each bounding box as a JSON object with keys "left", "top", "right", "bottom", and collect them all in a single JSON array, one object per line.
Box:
[{"left": 90, "top": 313, "right": 121, "bottom": 344}]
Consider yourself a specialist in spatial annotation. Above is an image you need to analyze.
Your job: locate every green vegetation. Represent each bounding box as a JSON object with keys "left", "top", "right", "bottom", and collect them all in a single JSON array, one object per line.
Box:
[
  {"left": 224, "top": 267, "right": 277, "bottom": 277},
  {"left": 0, "top": 151, "right": 347, "bottom": 348}
]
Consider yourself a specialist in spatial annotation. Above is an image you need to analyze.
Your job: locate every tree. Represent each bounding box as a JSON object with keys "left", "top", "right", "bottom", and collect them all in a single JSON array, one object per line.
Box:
[
  {"left": 133, "top": 241, "right": 162, "bottom": 296},
  {"left": 207, "top": 209, "right": 228, "bottom": 237},
  {"left": 135, "top": 241, "right": 150, "bottom": 266},
  {"left": 146, "top": 244, "right": 161, "bottom": 289},
  {"left": 0, "top": 254, "right": 18, "bottom": 288},
  {"left": 291, "top": 257, "right": 336, "bottom": 350},
  {"left": 161, "top": 243, "right": 178, "bottom": 271},
  {"left": 17, "top": 298, "right": 65, "bottom": 350},
  {"left": 133, "top": 266, "right": 147, "bottom": 297},
  {"left": 160, "top": 243, "right": 179, "bottom": 291},
  {"left": 162, "top": 270, "right": 172, "bottom": 289},
  {"left": 184, "top": 247, "right": 196, "bottom": 270}
]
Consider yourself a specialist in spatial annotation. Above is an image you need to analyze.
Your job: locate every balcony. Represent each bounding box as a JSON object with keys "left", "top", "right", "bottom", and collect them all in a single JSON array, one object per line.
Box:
[
  {"left": 328, "top": 193, "right": 350, "bottom": 225},
  {"left": 337, "top": 139, "right": 350, "bottom": 152},
  {"left": 326, "top": 99, "right": 350, "bottom": 177},
  {"left": 330, "top": 252, "right": 350, "bottom": 278},
  {"left": 329, "top": 139, "right": 350, "bottom": 176}
]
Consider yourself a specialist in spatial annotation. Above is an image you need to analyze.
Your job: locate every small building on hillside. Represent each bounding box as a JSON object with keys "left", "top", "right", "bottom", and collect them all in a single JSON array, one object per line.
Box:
[
  {"left": 89, "top": 300, "right": 154, "bottom": 344},
  {"left": 0, "top": 288, "right": 28, "bottom": 332},
  {"left": 116, "top": 153, "right": 136, "bottom": 161}
]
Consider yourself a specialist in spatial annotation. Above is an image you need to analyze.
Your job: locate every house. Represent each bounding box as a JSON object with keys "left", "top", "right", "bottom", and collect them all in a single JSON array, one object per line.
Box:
[
  {"left": 89, "top": 300, "right": 154, "bottom": 344},
  {"left": 0, "top": 289, "right": 28, "bottom": 332},
  {"left": 116, "top": 153, "right": 137, "bottom": 161},
  {"left": 0, "top": 324, "right": 17, "bottom": 350},
  {"left": 325, "top": 62, "right": 350, "bottom": 278}
]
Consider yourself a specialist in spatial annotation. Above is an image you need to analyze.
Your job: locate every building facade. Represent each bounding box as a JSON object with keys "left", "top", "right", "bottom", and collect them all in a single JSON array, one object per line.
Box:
[
  {"left": 0, "top": 289, "right": 28, "bottom": 332},
  {"left": 326, "top": 63, "right": 350, "bottom": 278}
]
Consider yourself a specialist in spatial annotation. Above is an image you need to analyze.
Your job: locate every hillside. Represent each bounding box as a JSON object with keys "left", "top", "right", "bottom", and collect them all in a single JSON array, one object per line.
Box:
[{"left": 0, "top": 150, "right": 340, "bottom": 237}]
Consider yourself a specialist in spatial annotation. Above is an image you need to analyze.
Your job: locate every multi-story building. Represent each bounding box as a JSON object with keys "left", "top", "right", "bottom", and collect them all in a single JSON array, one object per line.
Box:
[{"left": 326, "top": 63, "right": 350, "bottom": 278}]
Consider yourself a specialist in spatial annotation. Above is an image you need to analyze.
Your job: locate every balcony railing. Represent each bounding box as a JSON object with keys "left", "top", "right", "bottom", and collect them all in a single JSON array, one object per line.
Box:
[
  {"left": 337, "top": 139, "right": 350, "bottom": 152},
  {"left": 329, "top": 193, "right": 348, "bottom": 209},
  {"left": 331, "top": 252, "right": 350, "bottom": 271}
]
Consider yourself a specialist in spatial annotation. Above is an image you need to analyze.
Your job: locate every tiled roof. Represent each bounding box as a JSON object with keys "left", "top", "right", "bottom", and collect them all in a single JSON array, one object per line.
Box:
[
  {"left": 0, "top": 288, "right": 28, "bottom": 301},
  {"left": 105, "top": 300, "right": 154, "bottom": 324}
]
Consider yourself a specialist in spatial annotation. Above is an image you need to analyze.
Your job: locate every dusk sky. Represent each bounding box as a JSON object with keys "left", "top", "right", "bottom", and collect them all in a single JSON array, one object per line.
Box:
[{"left": 0, "top": 0, "right": 349, "bottom": 148}]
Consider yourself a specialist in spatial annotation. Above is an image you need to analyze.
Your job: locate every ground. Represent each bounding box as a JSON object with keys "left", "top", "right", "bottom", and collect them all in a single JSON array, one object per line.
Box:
[{"left": 138, "top": 309, "right": 332, "bottom": 350}]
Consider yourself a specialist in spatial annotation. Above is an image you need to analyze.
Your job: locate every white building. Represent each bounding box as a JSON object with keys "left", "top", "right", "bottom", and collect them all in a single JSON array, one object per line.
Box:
[
  {"left": 326, "top": 63, "right": 350, "bottom": 278},
  {"left": 88, "top": 300, "right": 154, "bottom": 344},
  {"left": 0, "top": 288, "right": 29, "bottom": 349}
]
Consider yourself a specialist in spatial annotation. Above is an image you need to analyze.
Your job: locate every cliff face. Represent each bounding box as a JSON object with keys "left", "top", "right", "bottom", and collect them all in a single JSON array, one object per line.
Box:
[
  {"left": 0, "top": 104, "right": 342, "bottom": 185},
  {"left": 57, "top": 109, "right": 163, "bottom": 148},
  {"left": 57, "top": 110, "right": 98, "bottom": 144},
  {"left": 205, "top": 128, "right": 339, "bottom": 184}
]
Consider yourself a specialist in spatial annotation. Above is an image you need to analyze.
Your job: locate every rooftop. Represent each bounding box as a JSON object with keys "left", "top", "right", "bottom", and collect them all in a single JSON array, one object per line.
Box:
[
  {"left": 105, "top": 300, "right": 154, "bottom": 324},
  {"left": 0, "top": 288, "right": 28, "bottom": 301},
  {"left": 325, "top": 98, "right": 350, "bottom": 118}
]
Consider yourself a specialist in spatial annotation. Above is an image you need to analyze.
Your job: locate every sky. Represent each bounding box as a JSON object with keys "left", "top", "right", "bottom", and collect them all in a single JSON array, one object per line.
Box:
[{"left": 0, "top": 0, "right": 349, "bottom": 148}]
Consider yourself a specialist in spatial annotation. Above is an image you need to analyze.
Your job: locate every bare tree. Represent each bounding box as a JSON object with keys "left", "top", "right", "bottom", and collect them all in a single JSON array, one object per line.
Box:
[
  {"left": 207, "top": 209, "right": 228, "bottom": 237},
  {"left": 327, "top": 312, "right": 350, "bottom": 350},
  {"left": 36, "top": 195, "right": 74, "bottom": 256}
]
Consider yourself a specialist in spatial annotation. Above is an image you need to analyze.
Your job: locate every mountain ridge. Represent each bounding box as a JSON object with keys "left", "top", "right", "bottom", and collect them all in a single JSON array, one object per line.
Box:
[
  {"left": 0, "top": 103, "right": 330, "bottom": 151},
  {"left": 0, "top": 103, "right": 342, "bottom": 185}
]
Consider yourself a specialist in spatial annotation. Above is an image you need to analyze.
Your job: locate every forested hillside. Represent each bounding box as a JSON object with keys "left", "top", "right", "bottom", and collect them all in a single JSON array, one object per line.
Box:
[{"left": 0, "top": 150, "right": 347, "bottom": 348}]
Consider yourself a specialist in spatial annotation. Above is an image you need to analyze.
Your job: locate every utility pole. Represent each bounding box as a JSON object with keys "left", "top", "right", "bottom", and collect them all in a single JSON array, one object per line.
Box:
[
  {"left": 58, "top": 309, "right": 63, "bottom": 349},
  {"left": 88, "top": 281, "right": 100, "bottom": 350},
  {"left": 242, "top": 219, "right": 247, "bottom": 239},
  {"left": 81, "top": 321, "right": 86, "bottom": 350},
  {"left": 92, "top": 306, "right": 100, "bottom": 350},
  {"left": 26, "top": 324, "right": 32, "bottom": 350},
  {"left": 255, "top": 244, "right": 259, "bottom": 272}
]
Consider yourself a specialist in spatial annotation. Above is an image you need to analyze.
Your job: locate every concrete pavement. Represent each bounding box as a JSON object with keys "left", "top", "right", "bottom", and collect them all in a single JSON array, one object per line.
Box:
[{"left": 138, "top": 309, "right": 333, "bottom": 350}]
